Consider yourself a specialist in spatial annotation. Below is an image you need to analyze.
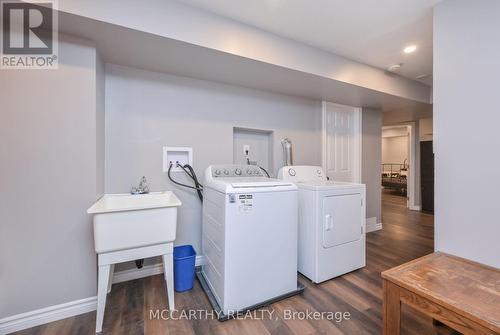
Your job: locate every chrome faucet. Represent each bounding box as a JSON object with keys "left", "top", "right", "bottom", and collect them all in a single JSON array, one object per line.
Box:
[{"left": 131, "top": 176, "right": 150, "bottom": 195}]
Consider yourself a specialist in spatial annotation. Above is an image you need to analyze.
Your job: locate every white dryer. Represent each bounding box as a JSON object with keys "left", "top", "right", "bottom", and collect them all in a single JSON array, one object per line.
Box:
[
  {"left": 277, "top": 165, "right": 366, "bottom": 283},
  {"left": 201, "top": 164, "right": 300, "bottom": 316}
]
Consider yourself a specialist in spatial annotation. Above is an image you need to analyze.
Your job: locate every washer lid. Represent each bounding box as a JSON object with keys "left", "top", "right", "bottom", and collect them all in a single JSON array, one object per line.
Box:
[
  {"left": 298, "top": 180, "right": 365, "bottom": 191},
  {"left": 205, "top": 177, "right": 297, "bottom": 193},
  {"left": 231, "top": 181, "right": 294, "bottom": 188}
]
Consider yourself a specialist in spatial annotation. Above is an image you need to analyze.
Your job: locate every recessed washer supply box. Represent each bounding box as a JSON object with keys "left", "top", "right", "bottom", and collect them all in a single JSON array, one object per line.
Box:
[{"left": 163, "top": 146, "right": 193, "bottom": 172}]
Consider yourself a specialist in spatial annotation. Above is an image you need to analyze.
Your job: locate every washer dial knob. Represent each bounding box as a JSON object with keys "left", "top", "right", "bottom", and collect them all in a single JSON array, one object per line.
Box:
[
  {"left": 288, "top": 168, "right": 296, "bottom": 176},
  {"left": 223, "top": 169, "right": 229, "bottom": 175},
  {"left": 215, "top": 169, "right": 221, "bottom": 176},
  {"left": 235, "top": 168, "right": 242, "bottom": 175}
]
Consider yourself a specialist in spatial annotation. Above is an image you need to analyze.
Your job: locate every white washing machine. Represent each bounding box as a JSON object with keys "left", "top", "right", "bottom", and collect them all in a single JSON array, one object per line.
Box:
[
  {"left": 201, "top": 164, "right": 300, "bottom": 315},
  {"left": 277, "top": 165, "right": 366, "bottom": 283}
]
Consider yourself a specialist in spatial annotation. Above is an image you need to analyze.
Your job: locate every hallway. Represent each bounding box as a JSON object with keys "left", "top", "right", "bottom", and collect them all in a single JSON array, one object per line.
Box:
[{"left": 373, "top": 190, "right": 434, "bottom": 270}]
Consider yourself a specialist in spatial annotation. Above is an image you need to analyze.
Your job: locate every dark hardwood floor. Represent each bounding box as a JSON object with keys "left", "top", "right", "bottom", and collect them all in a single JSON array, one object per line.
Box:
[{"left": 15, "top": 190, "right": 455, "bottom": 335}]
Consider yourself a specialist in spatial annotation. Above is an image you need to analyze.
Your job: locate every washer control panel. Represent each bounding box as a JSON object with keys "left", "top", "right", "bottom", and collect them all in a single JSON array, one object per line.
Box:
[{"left": 209, "top": 165, "right": 264, "bottom": 178}]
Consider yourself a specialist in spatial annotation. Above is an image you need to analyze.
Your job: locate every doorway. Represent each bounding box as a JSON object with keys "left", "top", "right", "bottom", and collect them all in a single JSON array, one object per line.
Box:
[{"left": 381, "top": 125, "right": 415, "bottom": 209}]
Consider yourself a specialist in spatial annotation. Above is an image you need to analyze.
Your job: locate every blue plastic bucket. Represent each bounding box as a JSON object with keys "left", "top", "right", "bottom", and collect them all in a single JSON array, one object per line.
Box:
[{"left": 173, "top": 245, "right": 197, "bottom": 292}]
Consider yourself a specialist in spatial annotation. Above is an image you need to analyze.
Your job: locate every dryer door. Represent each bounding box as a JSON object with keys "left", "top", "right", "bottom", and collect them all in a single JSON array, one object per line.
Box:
[{"left": 322, "top": 193, "right": 362, "bottom": 248}]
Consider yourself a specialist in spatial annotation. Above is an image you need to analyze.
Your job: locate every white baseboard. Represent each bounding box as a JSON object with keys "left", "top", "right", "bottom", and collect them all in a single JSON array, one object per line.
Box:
[
  {"left": 366, "top": 217, "right": 383, "bottom": 232},
  {"left": 0, "top": 297, "right": 97, "bottom": 335},
  {"left": 409, "top": 205, "right": 421, "bottom": 211},
  {"left": 112, "top": 262, "right": 164, "bottom": 284},
  {"left": 113, "top": 255, "right": 205, "bottom": 284},
  {"left": 0, "top": 255, "right": 205, "bottom": 334}
]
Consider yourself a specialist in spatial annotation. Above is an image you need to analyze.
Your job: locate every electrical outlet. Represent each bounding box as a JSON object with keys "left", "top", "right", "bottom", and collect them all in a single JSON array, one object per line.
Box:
[{"left": 243, "top": 145, "right": 250, "bottom": 156}]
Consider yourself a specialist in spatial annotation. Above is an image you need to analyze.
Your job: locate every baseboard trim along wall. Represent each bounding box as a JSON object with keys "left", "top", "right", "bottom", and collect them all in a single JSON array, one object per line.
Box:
[
  {"left": 366, "top": 217, "right": 383, "bottom": 232},
  {"left": 0, "top": 256, "right": 206, "bottom": 334},
  {"left": 409, "top": 205, "right": 421, "bottom": 211},
  {"left": 0, "top": 297, "right": 97, "bottom": 335},
  {"left": 113, "top": 255, "right": 205, "bottom": 284}
]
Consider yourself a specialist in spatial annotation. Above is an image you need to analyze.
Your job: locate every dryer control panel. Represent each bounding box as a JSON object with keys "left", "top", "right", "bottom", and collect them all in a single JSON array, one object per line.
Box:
[{"left": 277, "top": 165, "right": 326, "bottom": 183}]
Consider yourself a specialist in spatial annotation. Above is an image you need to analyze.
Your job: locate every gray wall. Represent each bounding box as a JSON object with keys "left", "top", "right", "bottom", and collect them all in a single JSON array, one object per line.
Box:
[
  {"left": 105, "top": 64, "right": 323, "bottom": 270},
  {"left": 434, "top": 0, "right": 500, "bottom": 268},
  {"left": 361, "top": 109, "right": 382, "bottom": 224},
  {"left": 0, "top": 35, "right": 103, "bottom": 317},
  {"left": 96, "top": 52, "right": 106, "bottom": 197}
]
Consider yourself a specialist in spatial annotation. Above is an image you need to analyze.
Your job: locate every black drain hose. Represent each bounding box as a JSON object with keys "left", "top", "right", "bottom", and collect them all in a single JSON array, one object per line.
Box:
[{"left": 167, "top": 162, "right": 203, "bottom": 202}]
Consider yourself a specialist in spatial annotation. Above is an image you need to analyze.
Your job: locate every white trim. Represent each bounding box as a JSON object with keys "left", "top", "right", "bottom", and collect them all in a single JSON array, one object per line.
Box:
[
  {"left": 0, "top": 297, "right": 97, "bottom": 335},
  {"left": 357, "top": 109, "right": 362, "bottom": 183},
  {"left": 0, "top": 255, "right": 205, "bottom": 334},
  {"left": 366, "top": 217, "right": 383, "bottom": 232},
  {"left": 407, "top": 124, "right": 415, "bottom": 210},
  {"left": 321, "top": 101, "right": 362, "bottom": 183},
  {"left": 321, "top": 102, "right": 328, "bottom": 174},
  {"left": 404, "top": 122, "right": 420, "bottom": 212},
  {"left": 382, "top": 123, "right": 419, "bottom": 211},
  {"left": 112, "top": 255, "right": 205, "bottom": 284},
  {"left": 112, "top": 262, "right": 163, "bottom": 284}
]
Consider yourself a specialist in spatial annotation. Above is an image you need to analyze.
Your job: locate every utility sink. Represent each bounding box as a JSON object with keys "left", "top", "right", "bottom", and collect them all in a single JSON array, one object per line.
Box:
[{"left": 87, "top": 192, "right": 182, "bottom": 253}]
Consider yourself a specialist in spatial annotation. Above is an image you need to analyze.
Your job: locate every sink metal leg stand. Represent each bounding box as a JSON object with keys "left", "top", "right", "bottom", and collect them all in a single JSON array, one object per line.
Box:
[{"left": 95, "top": 243, "right": 174, "bottom": 333}]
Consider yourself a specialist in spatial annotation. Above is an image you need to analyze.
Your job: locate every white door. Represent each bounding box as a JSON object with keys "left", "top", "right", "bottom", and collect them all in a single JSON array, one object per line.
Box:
[
  {"left": 322, "top": 194, "right": 363, "bottom": 248},
  {"left": 322, "top": 102, "right": 361, "bottom": 182}
]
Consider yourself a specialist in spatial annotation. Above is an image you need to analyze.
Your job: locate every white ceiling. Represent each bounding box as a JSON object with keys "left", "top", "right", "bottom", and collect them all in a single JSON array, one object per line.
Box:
[{"left": 177, "top": 0, "right": 440, "bottom": 86}]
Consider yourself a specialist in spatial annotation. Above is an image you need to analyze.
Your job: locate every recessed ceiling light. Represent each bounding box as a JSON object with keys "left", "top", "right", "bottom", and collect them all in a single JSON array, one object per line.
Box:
[{"left": 404, "top": 45, "right": 417, "bottom": 54}]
